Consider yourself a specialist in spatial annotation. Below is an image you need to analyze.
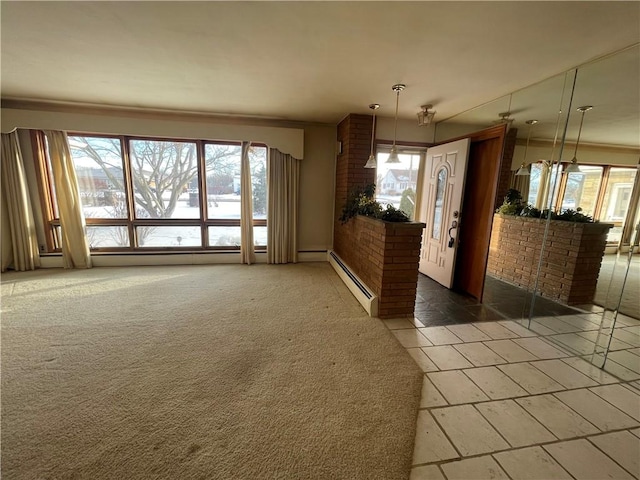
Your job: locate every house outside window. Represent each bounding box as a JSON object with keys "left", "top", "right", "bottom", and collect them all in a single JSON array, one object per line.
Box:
[{"left": 375, "top": 148, "right": 423, "bottom": 220}]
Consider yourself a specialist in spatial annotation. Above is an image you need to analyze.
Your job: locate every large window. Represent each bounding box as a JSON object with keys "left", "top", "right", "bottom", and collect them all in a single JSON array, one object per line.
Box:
[
  {"left": 38, "top": 133, "right": 267, "bottom": 252},
  {"left": 525, "top": 161, "right": 637, "bottom": 245}
]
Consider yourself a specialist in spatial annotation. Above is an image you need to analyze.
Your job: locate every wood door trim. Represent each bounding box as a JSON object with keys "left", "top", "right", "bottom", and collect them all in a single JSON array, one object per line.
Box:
[{"left": 448, "top": 124, "right": 508, "bottom": 301}]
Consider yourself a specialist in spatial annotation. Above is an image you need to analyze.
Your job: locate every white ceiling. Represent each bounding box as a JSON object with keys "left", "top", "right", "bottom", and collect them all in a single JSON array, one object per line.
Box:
[{"left": 1, "top": 1, "right": 639, "bottom": 139}]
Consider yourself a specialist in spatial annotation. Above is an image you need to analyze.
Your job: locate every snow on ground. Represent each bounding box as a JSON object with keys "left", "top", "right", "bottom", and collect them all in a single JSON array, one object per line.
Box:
[{"left": 84, "top": 194, "right": 266, "bottom": 248}]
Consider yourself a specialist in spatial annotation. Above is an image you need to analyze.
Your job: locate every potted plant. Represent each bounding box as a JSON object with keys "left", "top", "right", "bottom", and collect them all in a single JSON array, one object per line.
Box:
[{"left": 339, "top": 184, "right": 410, "bottom": 224}]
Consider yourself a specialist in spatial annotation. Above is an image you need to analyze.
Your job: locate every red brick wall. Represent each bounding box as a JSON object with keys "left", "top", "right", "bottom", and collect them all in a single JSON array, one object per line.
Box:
[
  {"left": 335, "top": 114, "right": 376, "bottom": 221},
  {"left": 487, "top": 214, "right": 612, "bottom": 305},
  {"left": 333, "top": 113, "right": 425, "bottom": 319},
  {"left": 336, "top": 215, "right": 425, "bottom": 318}
]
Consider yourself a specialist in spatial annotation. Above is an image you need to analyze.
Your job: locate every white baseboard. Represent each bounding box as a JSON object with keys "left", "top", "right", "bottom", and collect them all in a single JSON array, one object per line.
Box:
[
  {"left": 38, "top": 250, "right": 329, "bottom": 268},
  {"left": 327, "top": 250, "right": 378, "bottom": 317}
]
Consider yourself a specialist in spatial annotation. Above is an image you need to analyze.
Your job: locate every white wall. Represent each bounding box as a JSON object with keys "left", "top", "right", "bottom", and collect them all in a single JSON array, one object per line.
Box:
[{"left": 376, "top": 117, "right": 435, "bottom": 144}]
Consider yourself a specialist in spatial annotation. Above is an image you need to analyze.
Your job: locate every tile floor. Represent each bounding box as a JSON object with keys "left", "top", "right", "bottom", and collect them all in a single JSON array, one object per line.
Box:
[
  {"left": 384, "top": 315, "right": 640, "bottom": 479},
  {"left": 413, "top": 275, "right": 583, "bottom": 328}
]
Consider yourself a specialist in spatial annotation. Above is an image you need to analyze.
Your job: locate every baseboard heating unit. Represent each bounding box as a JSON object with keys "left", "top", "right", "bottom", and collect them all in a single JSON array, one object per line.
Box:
[{"left": 327, "top": 250, "right": 378, "bottom": 317}]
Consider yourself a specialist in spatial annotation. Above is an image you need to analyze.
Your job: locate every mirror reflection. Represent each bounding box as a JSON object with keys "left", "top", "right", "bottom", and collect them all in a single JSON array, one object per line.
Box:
[{"left": 425, "top": 45, "right": 639, "bottom": 374}]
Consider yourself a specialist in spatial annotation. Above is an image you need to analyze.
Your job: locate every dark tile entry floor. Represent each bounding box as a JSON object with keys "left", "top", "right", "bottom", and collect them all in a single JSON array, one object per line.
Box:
[{"left": 415, "top": 273, "right": 582, "bottom": 327}]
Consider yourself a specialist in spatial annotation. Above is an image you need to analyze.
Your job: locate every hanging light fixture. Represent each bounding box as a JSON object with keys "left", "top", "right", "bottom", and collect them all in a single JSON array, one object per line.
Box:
[
  {"left": 364, "top": 104, "right": 380, "bottom": 168},
  {"left": 386, "top": 83, "right": 405, "bottom": 164},
  {"left": 417, "top": 104, "right": 436, "bottom": 126},
  {"left": 566, "top": 105, "right": 593, "bottom": 174},
  {"left": 515, "top": 119, "right": 538, "bottom": 176}
]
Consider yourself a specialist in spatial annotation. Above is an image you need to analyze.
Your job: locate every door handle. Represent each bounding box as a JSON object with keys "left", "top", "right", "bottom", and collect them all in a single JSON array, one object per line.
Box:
[{"left": 447, "top": 220, "right": 458, "bottom": 248}]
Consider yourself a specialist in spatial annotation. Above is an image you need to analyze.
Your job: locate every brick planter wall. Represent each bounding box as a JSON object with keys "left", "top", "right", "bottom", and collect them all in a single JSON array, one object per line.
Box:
[
  {"left": 487, "top": 214, "right": 613, "bottom": 305},
  {"left": 335, "top": 215, "right": 426, "bottom": 318},
  {"left": 332, "top": 113, "right": 425, "bottom": 319}
]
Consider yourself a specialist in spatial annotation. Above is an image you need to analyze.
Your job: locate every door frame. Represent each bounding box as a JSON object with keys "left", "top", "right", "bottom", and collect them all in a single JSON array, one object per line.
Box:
[
  {"left": 434, "top": 124, "right": 509, "bottom": 301},
  {"left": 417, "top": 138, "right": 471, "bottom": 288}
]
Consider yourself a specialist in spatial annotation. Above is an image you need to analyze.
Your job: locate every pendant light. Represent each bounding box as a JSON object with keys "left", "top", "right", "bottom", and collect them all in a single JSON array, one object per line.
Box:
[
  {"left": 417, "top": 104, "right": 436, "bottom": 126},
  {"left": 386, "top": 83, "right": 405, "bottom": 164},
  {"left": 364, "top": 103, "right": 380, "bottom": 168},
  {"left": 515, "top": 119, "right": 538, "bottom": 176},
  {"left": 566, "top": 105, "right": 593, "bottom": 174}
]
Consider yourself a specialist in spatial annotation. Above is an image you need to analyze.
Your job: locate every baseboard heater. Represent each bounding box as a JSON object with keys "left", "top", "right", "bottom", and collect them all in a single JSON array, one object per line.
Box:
[{"left": 327, "top": 250, "right": 378, "bottom": 317}]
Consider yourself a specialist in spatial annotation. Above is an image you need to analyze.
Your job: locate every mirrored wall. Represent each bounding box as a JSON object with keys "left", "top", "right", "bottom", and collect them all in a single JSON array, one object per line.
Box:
[{"left": 434, "top": 44, "right": 640, "bottom": 375}]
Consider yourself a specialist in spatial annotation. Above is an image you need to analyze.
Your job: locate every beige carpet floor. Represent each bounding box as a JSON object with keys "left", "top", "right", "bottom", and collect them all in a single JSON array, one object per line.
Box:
[{"left": 1, "top": 263, "right": 422, "bottom": 480}]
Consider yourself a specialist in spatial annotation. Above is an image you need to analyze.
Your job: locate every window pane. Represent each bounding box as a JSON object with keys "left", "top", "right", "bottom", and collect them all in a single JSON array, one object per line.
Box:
[
  {"left": 375, "top": 151, "right": 421, "bottom": 219},
  {"left": 527, "top": 164, "right": 543, "bottom": 205},
  {"left": 601, "top": 168, "right": 637, "bottom": 221},
  {"left": 129, "top": 139, "right": 199, "bottom": 219},
  {"left": 250, "top": 146, "right": 267, "bottom": 220},
  {"left": 207, "top": 226, "right": 266, "bottom": 248},
  {"left": 208, "top": 226, "right": 241, "bottom": 247},
  {"left": 137, "top": 226, "right": 201, "bottom": 247},
  {"left": 68, "top": 136, "right": 127, "bottom": 219},
  {"left": 86, "top": 226, "right": 130, "bottom": 248},
  {"left": 204, "top": 144, "right": 242, "bottom": 219},
  {"left": 561, "top": 166, "right": 603, "bottom": 216},
  {"left": 527, "top": 163, "right": 561, "bottom": 208},
  {"left": 600, "top": 167, "right": 637, "bottom": 243},
  {"left": 254, "top": 226, "right": 267, "bottom": 247}
]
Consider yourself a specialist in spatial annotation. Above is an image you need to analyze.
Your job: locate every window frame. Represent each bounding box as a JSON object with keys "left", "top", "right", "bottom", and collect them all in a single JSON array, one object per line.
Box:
[
  {"left": 33, "top": 131, "right": 267, "bottom": 253},
  {"left": 529, "top": 159, "right": 638, "bottom": 245}
]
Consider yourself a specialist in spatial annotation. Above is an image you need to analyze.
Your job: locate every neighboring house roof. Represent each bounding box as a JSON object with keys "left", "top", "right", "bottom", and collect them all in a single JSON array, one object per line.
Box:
[{"left": 385, "top": 170, "right": 414, "bottom": 182}]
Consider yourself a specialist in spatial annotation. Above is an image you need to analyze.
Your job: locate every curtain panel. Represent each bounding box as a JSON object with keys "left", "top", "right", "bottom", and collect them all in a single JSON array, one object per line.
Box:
[
  {"left": 240, "top": 141, "right": 255, "bottom": 264},
  {"left": 267, "top": 149, "right": 300, "bottom": 264},
  {"left": 44, "top": 130, "right": 92, "bottom": 269},
  {"left": 536, "top": 163, "right": 554, "bottom": 210},
  {"left": 1, "top": 131, "right": 41, "bottom": 272}
]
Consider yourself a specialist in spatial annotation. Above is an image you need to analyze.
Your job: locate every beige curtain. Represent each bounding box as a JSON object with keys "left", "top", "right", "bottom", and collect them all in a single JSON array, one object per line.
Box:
[
  {"left": 44, "top": 130, "right": 92, "bottom": 269},
  {"left": 1, "top": 131, "right": 41, "bottom": 272},
  {"left": 267, "top": 148, "right": 299, "bottom": 264},
  {"left": 535, "top": 163, "right": 552, "bottom": 210},
  {"left": 240, "top": 141, "right": 255, "bottom": 264},
  {"left": 510, "top": 171, "right": 530, "bottom": 203}
]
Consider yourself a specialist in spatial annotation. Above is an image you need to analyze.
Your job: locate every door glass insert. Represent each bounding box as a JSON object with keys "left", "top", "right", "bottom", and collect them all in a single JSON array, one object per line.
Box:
[{"left": 432, "top": 167, "right": 447, "bottom": 240}]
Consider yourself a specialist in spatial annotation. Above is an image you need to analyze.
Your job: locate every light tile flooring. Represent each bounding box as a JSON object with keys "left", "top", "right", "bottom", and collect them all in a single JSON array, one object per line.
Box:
[{"left": 384, "top": 315, "right": 640, "bottom": 480}]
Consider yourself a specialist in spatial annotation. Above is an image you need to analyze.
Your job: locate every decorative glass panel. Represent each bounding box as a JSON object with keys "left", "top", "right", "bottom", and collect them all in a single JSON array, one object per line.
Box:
[{"left": 432, "top": 168, "right": 447, "bottom": 240}]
